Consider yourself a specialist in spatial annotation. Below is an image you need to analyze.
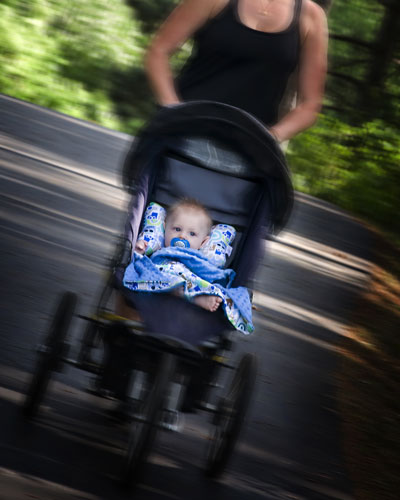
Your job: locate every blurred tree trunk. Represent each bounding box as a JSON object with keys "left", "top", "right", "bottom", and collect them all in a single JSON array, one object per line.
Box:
[
  {"left": 358, "top": 0, "right": 400, "bottom": 122},
  {"left": 125, "top": 0, "right": 178, "bottom": 33}
]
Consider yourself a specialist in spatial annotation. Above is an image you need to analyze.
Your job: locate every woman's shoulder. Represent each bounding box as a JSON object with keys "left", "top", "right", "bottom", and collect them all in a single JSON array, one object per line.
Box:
[
  {"left": 301, "top": 0, "right": 328, "bottom": 22},
  {"left": 172, "top": 0, "right": 231, "bottom": 24},
  {"left": 208, "top": 0, "right": 232, "bottom": 19},
  {"left": 300, "top": 0, "right": 328, "bottom": 41}
]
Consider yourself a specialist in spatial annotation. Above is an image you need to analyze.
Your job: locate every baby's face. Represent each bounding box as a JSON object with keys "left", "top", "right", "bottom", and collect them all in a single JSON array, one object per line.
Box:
[{"left": 165, "top": 207, "right": 210, "bottom": 250}]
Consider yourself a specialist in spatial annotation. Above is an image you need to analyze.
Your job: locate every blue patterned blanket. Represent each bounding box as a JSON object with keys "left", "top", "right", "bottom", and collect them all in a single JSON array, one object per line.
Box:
[{"left": 123, "top": 247, "right": 254, "bottom": 334}]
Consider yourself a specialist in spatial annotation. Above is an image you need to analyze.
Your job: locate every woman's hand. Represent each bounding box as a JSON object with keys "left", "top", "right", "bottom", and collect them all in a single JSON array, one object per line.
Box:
[{"left": 268, "top": 127, "right": 281, "bottom": 143}]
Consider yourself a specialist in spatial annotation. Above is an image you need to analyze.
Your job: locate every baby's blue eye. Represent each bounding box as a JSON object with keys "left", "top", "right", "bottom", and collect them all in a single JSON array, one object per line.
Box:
[
  {"left": 190, "top": 231, "right": 196, "bottom": 237},
  {"left": 174, "top": 227, "right": 181, "bottom": 232}
]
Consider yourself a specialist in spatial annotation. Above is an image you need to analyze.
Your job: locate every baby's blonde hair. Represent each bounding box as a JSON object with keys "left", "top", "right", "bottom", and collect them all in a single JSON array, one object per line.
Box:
[{"left": 167, "top": 198, "right": 213, "bottom": 232}]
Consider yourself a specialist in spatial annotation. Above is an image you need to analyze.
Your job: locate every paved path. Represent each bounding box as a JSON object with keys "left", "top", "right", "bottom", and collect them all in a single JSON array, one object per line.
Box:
[{"left": 0, "top": 94, "right": 372, "bottom": 499}]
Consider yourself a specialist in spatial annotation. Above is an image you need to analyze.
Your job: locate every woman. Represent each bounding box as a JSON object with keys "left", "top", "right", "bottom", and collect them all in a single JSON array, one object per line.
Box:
[
  {"left": 116, "top": 0, "right": 327, "bottom": 319},
  {"left": 145, "top": 0, "right": 328, "bottom": 142}
]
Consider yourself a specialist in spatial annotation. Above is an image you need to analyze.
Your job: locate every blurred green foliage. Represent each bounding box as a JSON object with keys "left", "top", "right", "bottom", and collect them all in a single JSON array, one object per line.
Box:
[
  {"left": 0, "top": 0, "right": 154, "bottom": 129},
  {"left": 287, "top": 116, "right": 400, "bottom": 236},
  {"left": 0, "top": 0, "right": 399, "bottom": 238}
]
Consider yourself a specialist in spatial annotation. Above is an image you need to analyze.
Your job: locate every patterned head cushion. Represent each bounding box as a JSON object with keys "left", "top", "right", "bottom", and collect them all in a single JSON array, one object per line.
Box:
[
  {"left": 136, "top": 202, "right": 236, "bottom": 267},
  {"left": 200, "top": 223, "right": 236, "bottom": 268},
  {"left": 137, "top": 202, "right": 166, "bottom": 256}
]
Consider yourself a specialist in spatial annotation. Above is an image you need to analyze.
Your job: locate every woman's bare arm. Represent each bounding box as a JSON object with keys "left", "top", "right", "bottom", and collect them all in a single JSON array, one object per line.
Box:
[
  {"left": 269, "top": 0, "right": 328, "bottom": 142},
  {"left": 145, "top": 0, "right": 222, "bottom": 106}
]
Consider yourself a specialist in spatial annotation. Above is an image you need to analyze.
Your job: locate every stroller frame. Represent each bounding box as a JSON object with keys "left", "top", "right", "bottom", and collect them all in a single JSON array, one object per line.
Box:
[
  {"left": 22, "top": 102, "right": 292, "bottom": 488},
  {"left": 23, "top": 285, "right": 257, "bottom": 485}
]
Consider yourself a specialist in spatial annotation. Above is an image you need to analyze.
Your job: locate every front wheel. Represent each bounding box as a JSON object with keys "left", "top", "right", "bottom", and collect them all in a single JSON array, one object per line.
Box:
[
  {"left": 23, "top": 291, "right": 77, "bottom": 418},
  {"left": 205, "top": 353, "right": 257, "bottom": 479},
  {"left": 123, "top": 351, "right": 175, "bottom": 488}
]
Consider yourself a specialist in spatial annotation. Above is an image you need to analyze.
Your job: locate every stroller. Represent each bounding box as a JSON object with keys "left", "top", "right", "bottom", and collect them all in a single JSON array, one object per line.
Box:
[{"left": 23, "top": 101, "right": 293, "bottom": 488}]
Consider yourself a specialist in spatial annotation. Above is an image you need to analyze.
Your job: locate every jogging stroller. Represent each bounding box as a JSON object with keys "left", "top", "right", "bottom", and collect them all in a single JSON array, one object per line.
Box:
[{"left": 23, "top": 101, "right": 293, "bottom": 488}]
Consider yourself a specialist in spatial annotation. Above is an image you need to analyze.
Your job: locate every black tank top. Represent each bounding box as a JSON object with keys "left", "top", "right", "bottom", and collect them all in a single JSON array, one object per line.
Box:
[{"left": 176, "top": 0, "right": 302, "bottom": 125}]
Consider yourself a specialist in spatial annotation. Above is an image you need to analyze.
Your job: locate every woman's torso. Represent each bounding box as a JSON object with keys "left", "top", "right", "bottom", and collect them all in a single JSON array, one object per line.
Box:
[{"left": 176, "top": 0, "right": 302, "bottom": 125}]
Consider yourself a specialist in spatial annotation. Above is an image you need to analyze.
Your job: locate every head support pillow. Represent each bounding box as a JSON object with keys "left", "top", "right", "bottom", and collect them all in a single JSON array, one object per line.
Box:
[{"left": 136, "top": 202, "right": 236, "bottom": 268}]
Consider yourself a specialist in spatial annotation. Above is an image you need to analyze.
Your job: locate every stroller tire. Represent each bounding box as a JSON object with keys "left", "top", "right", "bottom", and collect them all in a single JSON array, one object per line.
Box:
[
  {"left": 123, "top": 351, "right": 175, "bottom": 488},
  {"left": 205, "top": 353, "right": 257, "bottom": 479},
  {"left": 23, "top": 291, "right": 77, "bottom": 418}
]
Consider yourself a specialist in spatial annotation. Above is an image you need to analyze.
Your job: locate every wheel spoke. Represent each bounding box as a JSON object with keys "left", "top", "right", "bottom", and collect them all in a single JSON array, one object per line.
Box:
[
  {"left": 205, "top": 353, "right": 257, "bottom": 478},
  {"left": 124, "top": 352, "right": 175, "bottom": 488}
]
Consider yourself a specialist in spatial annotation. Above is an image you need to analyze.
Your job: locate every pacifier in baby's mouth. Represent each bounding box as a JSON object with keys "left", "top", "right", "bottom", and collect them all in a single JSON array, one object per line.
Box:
[{"left": 170, "top": 237, "right": 190, "bottom": 248}]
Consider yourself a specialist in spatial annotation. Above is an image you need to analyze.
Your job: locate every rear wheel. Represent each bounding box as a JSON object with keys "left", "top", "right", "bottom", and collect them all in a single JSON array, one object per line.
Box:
[
  {"left": 124, "top": 351, "right": 175, "bottom": 488},
  {"left": 23, "top": 292, "right": 77, "bottom": 418},
  {"left": 205, "top": 353, "right": 257, "bottom": 479}
]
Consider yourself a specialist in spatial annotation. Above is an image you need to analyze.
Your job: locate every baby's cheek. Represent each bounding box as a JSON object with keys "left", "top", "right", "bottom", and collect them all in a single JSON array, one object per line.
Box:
[{"left": 164, "top": 231, "right": 171, "bottom": 247}]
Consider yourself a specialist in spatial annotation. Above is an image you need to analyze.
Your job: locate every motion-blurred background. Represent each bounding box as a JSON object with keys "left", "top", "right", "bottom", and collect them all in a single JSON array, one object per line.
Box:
[
  {"left": 1, "top": 0, "right": 399, "bottom": 240},
  {"left": 1, "top": 3, "right": 400, "bottom": 499}
]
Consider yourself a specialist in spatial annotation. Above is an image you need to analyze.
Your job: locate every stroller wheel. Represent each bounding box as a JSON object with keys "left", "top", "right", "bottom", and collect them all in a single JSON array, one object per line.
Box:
[
  {"left": 23, "top": 291, "right": 77, "bottom": 418},
  {"left": 205, "top": 353, "right": 257, "bottom": 479},
  {"left": 123, "top": 351, "right": 175, "bottom": 488}
]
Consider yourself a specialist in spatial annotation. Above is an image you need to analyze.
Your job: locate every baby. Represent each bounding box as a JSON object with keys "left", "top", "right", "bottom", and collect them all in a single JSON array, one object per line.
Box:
[
  {"left": 135, "top": 199, "right": 223, "bottom": 312},
  {"left": 122, "top": 198, "right": 253, "bottom": 333}
]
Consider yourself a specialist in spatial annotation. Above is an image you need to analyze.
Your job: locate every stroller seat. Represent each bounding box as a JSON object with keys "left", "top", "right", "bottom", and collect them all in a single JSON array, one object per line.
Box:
[{"left": 116, "top": 102, "right": 293, "bottom": 345}]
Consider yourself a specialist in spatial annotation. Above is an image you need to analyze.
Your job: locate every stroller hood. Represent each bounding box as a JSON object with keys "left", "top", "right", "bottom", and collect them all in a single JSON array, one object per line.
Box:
[{"left": 122, "top": 101, "right": 293, "bottom": 234}]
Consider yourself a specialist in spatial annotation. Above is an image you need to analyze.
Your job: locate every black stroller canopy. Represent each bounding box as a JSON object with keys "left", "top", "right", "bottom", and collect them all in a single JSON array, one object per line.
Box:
[{"left": 123, "top": 101, "right": 293, "bottom": 234}]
